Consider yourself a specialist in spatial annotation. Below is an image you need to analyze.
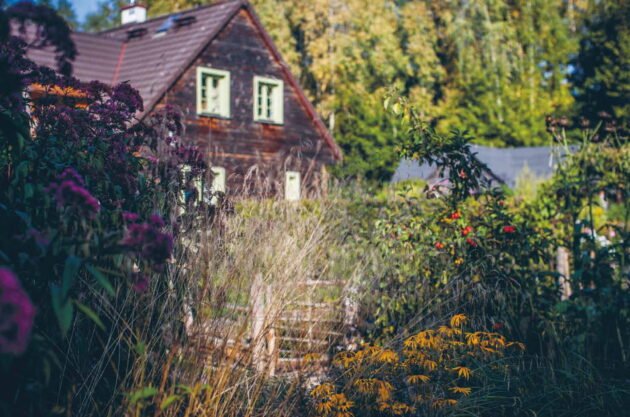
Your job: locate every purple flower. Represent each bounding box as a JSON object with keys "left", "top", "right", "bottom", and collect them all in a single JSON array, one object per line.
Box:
[
  {"left": 132, "top": 274, "right": 149, "bottom": 293},
  {"left": 54, "top": 180, "right": 100, "bottom": 215},
  {"left": 57, "top": 167, "right": 85, "bottom": 187},
  {"left": 0, "top": 268, "right": 36, "bottom": 355},
  {"left": 121, "top": 215, "right": 173, "bottom": 268},
  {"left": 47, "top": 169, "right": 100, "bottom": 217},
  {"left": 123, "top": 211, "right": 140, "bottom": 223}
]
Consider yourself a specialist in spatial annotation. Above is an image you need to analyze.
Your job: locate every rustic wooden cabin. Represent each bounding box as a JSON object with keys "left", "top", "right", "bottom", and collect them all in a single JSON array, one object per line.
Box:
[{"left": 24, "top": 0, "right": 341, "bottom": 200}]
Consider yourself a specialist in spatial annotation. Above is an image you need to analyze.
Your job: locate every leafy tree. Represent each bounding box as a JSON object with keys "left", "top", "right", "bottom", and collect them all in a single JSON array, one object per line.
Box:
[
  {"left": 82, "top": 0, "right": 124, "bottom": 32},
  {"left": 570, "top": 0, "right": 630, "bottom": 122}
]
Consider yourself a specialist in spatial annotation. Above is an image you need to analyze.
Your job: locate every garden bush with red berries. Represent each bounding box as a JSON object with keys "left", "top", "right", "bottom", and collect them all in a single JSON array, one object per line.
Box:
[{"left": 334, "top": 98, "right": 629, "bottom": 415}]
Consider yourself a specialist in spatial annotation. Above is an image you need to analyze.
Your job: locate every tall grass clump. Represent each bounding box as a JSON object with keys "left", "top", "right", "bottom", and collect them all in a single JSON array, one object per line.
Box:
[{"left": 112, "top": 195, "right": 362, "bottom": 417}]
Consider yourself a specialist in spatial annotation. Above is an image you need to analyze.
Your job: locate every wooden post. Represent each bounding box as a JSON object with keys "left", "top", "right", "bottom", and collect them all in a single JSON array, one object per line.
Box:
[
  {"left": 557, "top": 247, "right": 572, "bottom": 300},
  {"left": 265, "top": 283, "right": 277, "bottom": 377},
  {"left": 250, "top": 272, "right": 266, "bottom": 374}
]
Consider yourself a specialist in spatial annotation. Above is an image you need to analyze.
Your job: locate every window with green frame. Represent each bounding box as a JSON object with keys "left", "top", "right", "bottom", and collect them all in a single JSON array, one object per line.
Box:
[
  {"left": 253, "top": 76, "right": 283, "bottom": 124},
  {"left": 197, "top": 67, "right": 230, "bottom": 118}
]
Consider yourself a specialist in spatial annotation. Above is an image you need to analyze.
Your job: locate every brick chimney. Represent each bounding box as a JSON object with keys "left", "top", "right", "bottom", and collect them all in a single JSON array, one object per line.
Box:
[{"left": 121, "top": 1, "right": 147, "bottom": 25}]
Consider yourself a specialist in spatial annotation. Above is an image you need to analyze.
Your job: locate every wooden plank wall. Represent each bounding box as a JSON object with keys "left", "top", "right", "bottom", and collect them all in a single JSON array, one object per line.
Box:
[{"left": 155, "top": 10, "right": 336, "bottom": 197}]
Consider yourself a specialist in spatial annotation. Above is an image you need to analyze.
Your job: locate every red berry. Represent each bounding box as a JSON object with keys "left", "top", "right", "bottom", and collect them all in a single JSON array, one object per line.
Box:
[
  {"left": 461, "top": 226, "right": 473, "bottom": 236},
  {"left": 434, "top": 242, "right": 445, "bottom": 250},
  {"left": 450, "top": 211, "right": 461, "bottom": 220},
  {"left": 503, "top": 225, "right": 516, "bottom": 233},
  {"left": 466, "top": 238, "right": 477, "bottom": 247}
]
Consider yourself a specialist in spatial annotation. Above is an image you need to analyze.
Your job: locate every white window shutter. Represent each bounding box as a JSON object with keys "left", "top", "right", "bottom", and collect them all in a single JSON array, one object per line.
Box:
[{"left": 285, "top": 171, "right": 301, "bottom": 201}]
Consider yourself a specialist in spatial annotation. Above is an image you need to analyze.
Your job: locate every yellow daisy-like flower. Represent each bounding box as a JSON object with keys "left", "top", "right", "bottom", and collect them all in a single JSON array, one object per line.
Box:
[
  {"left": 450, "top": 314, "right": 467, "bottom": 327},
  {"left": 377, "top": 349, "right": 399, "bottom": 364},
  {"left": 438, "top": 325, "right": 453, "bottom": 336},
  {"left": 406, "top": 374, "right": 430, "bottom": 384},
  {"left": 376, "top": 381, "right": 394, "bottom": 402},
  {"left": 311, "top": 383, "right": 335, "bottom": 398},
  {"left": 451, "top": 366, "right": 473, "bottom": 380},
  {"left": 433, "top": 398, "right": 458, "bottom": 408},
  {"left": 449, "top": 386, "right": 472, "bottom": 396},
  {"left": 333, "top": 351, "right": 356, "bottom": 368},
  {"left": 353, "top": 378, "right": 378, "bottom": 394},
  {"left": 423, "top": 359, "right": 438, "bottom": 371}
]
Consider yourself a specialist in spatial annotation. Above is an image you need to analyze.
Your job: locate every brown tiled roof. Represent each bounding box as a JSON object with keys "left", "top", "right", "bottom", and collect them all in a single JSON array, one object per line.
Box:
[
  {"left": 17, "top": 0, "right": 341, "bottom": 159},
  {"left": 99, "top": 0, "right": 243, "bottom": 116}
]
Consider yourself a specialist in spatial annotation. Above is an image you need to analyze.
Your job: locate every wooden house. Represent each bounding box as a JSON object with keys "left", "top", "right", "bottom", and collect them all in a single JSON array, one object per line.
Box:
[{"left": 25, "top": 0, "right": 341, "bottom": 200}]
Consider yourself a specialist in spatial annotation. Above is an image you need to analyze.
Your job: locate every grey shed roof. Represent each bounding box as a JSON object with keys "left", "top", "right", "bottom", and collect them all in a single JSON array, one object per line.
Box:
[{"left": 392, "top": 145, "right": 571, "bottom": 187}]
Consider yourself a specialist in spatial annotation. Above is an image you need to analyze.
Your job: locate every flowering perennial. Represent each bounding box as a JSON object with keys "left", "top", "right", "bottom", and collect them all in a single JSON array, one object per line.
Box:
[
  {"left": 47, "top": 168, "right": 100, "bottom": 216},
  {"left": 0, "top": 268, "right": 35, "bottom": 355},
  {"left": 121, "top": 214, "right": 173, "bottom": 269}
]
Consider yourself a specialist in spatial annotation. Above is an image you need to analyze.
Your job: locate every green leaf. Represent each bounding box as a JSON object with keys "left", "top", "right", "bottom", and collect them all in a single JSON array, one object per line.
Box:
[
  {"left": 134, "top": 340, "right": 146, "bottom": 356},
  {"left": 62, "top": 256, "right": 82, "bottom": 299},
  {"left": 128, "top": 386, "right": 158, "bottom": 405},
  {"left": 86, "top": 265, "right": 115, "bottom": 297},
  {"left": 74, "top": 301, "right": 105, "bottom": 331},
  {"left": 51, "top": 285, "right": 74, "bottom": 337},
  {"left": 160, "top": 395, "right": 180, "bottom": 410}
]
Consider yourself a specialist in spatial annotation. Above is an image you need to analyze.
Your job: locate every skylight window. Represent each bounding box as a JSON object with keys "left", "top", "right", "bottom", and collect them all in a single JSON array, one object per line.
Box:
[{"left": 156, "top": 15, "right": 178, "bottom": 33}]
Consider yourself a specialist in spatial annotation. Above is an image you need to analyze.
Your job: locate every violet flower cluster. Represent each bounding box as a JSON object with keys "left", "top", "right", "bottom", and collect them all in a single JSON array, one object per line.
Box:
[
  {"left": 47, "top": 168, "right": 100, "bottom": 217},
  {"left": 121, "top": 213, "right": 173, "bottom": 271},
  {"left": 0, "top": 268, "right": 35, "bottom": 355}
]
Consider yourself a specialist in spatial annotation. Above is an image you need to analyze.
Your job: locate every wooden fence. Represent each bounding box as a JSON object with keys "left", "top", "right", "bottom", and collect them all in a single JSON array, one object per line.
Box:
[{"left": 188, "top": 274, "right": 355, "bottom": 377}]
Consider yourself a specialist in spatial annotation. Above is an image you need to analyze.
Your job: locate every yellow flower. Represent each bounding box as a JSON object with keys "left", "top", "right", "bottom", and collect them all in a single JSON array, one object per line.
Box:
[
  {"left": 449, "top": 386, "right": 472, "bottom": 396},
  {"left": 311, "top": 383, "right": 334, "bottom": 398},
  {"left": 450, "top": 314, "right": 467, "bottom": 327},
  {"left": 330, "top": 393, "right": 353, "bottom": 411},
  {"left": 466, "top": 332, "right": 480, "bottom": 346},
  {"left": 353, "top": 378, "right": 378, "bottom": 394},
  {"left": 423, "top": 359, "right": 438, "bottom": 371},
  {"left": 333, "top": 351, "right": 355, "bottom": 368},
  {"left": 377, "top": 349, "right": 399, "bottom": 364},
  {"left": 406, "top": 374, "right": 430, "bottom": 384},
  {"left": 433, "top": 398, "right": 458, "bottom": 408},
  {"left": 316, "top": 401, "right": 333, "bottom": 414},
  {"left": 390, "top": 402, "right": 415, "bottom": 415},
  {"left": 376, "top": 381, "right": 394, "bottom": 402},
  {"left": 451, "top": 366, "right": 473, "bottom": 380},
  {"left": 304, "top": 352, "right": 321, "bottom": 362},
  {"left": 438, "top": 325, "right": 453, "bottom": 336}
]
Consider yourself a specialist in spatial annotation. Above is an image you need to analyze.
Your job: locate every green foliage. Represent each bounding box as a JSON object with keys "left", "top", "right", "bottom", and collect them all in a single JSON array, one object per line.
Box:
[
  {"left": 570, "top": 0, "right": 630, "bottom": 121},
  {"left": 343, "top": 96, "right": 629, "bottom": 414}
]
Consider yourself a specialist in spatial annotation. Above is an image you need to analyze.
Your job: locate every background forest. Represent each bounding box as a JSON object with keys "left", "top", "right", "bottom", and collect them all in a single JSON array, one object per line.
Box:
[{"left": 36, "top": 0, "right": 629, "bottom": 180}]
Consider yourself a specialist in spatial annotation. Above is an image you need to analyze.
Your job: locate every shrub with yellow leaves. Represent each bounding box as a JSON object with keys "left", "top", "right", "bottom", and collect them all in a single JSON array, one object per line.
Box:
[{"left": 310, "top": 314, "right": 524, "bottom": 416}]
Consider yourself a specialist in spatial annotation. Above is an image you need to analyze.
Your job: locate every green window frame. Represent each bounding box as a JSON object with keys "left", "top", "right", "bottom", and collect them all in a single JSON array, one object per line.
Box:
[
  {"left": 253, "top": 76, "right": 284, "bottom": 124},
  {"left": 197, "top": 67, "right": 231, "bottom": 118}
]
